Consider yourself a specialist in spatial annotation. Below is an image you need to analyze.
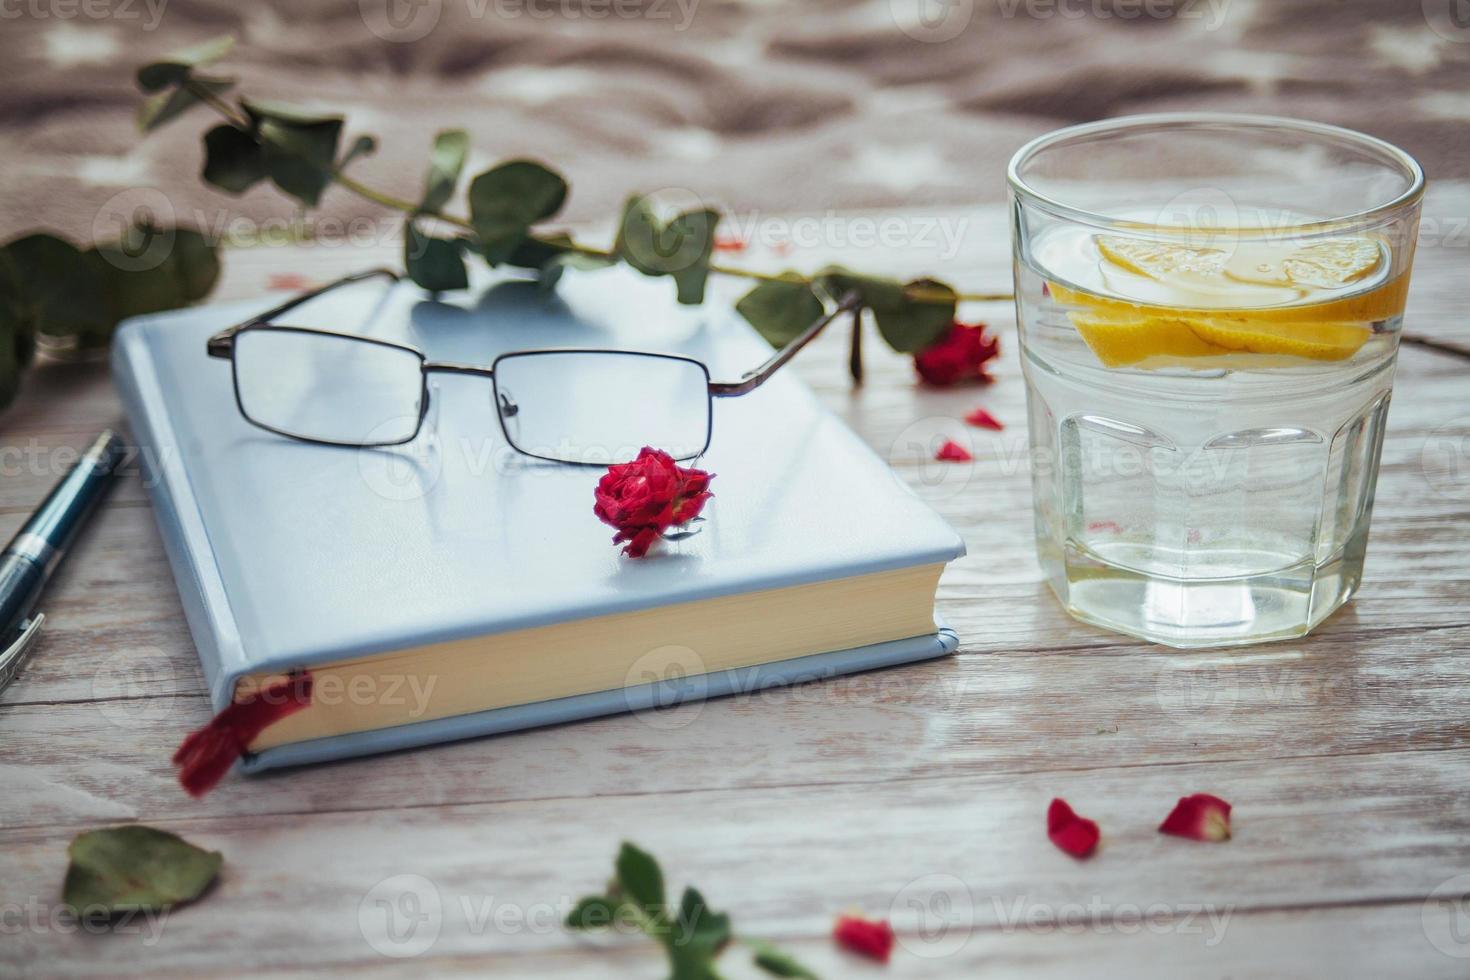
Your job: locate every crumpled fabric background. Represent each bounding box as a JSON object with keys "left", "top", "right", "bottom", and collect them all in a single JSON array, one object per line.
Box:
[{"left": 2, "top": 0, "right": 1467, "bottom": 247}]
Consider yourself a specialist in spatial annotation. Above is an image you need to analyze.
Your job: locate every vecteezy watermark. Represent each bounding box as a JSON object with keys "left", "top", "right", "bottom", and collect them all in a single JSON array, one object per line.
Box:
[
  {"left": 995, "top": 0, "right": 1229, "bottom": 29},
  {"left": 358, "top": 0, "right": 699, "bottom": 42},
  {"left": 622, "top": 645, "right": 709, "bottom": 731},
  {"left": 0, "top": 898, "right": 169, "bottom": 944},
  {"left": 890, "top": 874, "right": 975, "bottom": 958},
  {"left": 1154, "top": 655, "right": 1367, "bottom": 733},
  {"left": 1420, "top": 418, "right": 1470, "bottom": 502},
  {"left": 359, "top": 874, "right": 444, "bottom": 958},
  {"left": 357, "top": 877, "right": 612, "bottom": 958},
  {"left": 1422, "top": 0, "right": 1470, "bottom": 43},
  {"left": 992, "top": 895, "right": 1233, "bottom": 943},
  {"left": 889, "top": 0, "right": 974, "bottom": 42},
  {"left": 91, "top": 648, "right": 195, "bottom": 728},
  {"left": 0, "top": 0, "right": 167, "bottom": 30},
  {"left": 1423, "top": 874, "right": 1470, "bottom": 958}
]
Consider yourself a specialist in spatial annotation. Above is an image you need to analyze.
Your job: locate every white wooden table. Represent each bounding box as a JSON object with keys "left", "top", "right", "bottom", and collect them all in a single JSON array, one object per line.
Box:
[{"left": 3, "top": 195, "right": 1469, "bottom": 978}]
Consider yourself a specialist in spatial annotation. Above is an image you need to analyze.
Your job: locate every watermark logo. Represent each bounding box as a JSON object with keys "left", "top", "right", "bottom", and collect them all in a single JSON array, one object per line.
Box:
[
  {"left": 91, "top": 648, "right": 192, "bottom": 728},
  {"left": 91, "top": 188, "right": 177, "bottom": 273},
  {"left": 1154, "top": 661, "right": 1240, "bottom": 731},
  {"left": 888, "top": 416, "right": 979, "bottom": 502},
  {"left": 890, "top": 0, "right": 973, "bottom": 42},
  {"left": 359, "top": 874, "right": 443, "bottom": 958},
  {"left": 890, "top": 873, "right": 974, "bottom": 958},
  {"left": 359, "top": 0, "right": 443, "bottom": 41},
  {"left": 357, "top": 418, "right": 444, "bottom": 502},
  {"left": 623, "top": 644, "right": 708, "bottom": 731},
  {"left": 1423, "top": 0, "right": 1470, "bottom": 43},
  {"left": 1423, "top": 874, "right": 1470, "bottom": 958},
  {"left": 1420, "top": 418, "right": 1470, "bottom": 501}
]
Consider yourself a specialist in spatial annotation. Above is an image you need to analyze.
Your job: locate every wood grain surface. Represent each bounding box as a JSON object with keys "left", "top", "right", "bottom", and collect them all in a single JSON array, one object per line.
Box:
[{"left": 2, "top": 193, "right": 1468, "bottom": 978}]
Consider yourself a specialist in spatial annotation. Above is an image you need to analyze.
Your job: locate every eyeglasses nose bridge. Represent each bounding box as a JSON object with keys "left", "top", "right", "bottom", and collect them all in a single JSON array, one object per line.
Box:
[{"left": 423, "top": 361, "right": 495, "bottom": 379}]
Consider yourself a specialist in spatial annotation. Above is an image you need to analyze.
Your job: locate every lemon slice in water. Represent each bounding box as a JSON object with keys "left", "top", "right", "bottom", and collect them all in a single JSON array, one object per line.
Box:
[{"left": 1053, "top": 235, "right": 1394, "bottom": 367}]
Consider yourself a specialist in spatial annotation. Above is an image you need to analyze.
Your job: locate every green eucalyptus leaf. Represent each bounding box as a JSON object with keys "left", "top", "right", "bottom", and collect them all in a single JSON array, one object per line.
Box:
[
  {"left": 202, "top": 125, "right": 267, "bottom": 194},
  {"left": 0, "top": 234, "right": 110, "bottom": 340},
  {"left": 63, "top": 826, "right": 222, "bottom": 914},
  {"left": 468, "top": 160, "right": 568, "bottom": 265},
  {"left": 137, "top": 76, "right": 234, "bottom": 132},
  {"left": 168, "top": 227, "right": 223, "bottom": 302},
  {"left": 614, "top": 842, "right": 665, "bottom": 917},
  {"left": 421, "top": 129, "right": 469, "bottom": 214},
  {"left": 339, "top": 135, "right": 378, "bottom": 170},
  {"left": 815, "top": 266, "right": 904, "bottom": 310},
  {"left": 615, "top": 199, "right": 719, "bottom": 304},
  {"left": 0, "top": 305, "right": 30, "bottom": 413},
  {"left": 136, "top": 34, "right": 235, "bottom": 92},
  {"left": 669, "top": 891, "right": 730, "bottom": 980},
  {"left": 749, "top": 939, "right": 820, "bottom": 978},
  {"left": 565, "top": 895, "right": 620, "bottom": 931},
  {"left": 735, "top": 277, "right": 824, "bottom": 347},
  {"left": 613, "top": 196, "right": 660, "bottom": 275},
  {"left": 667, "top": 209, "right": 718, "bottom": 305},
  {"left": 505, "top": 231, "right": 574, "bottom": 269},
  {"left": 404, "top": 222, "right": 468, "bottom": 292},
  {"left": 81, "top": 226, "right": 222, "bottom": 340},
  {"left": 241, "top": 97, "right": 342, "bottom": 127},
  {"left": 873, "top": 278, "right": 956, "bottom": 353},
  {"left": 256, "top": 117, "right": 344, "bottom": 207}
]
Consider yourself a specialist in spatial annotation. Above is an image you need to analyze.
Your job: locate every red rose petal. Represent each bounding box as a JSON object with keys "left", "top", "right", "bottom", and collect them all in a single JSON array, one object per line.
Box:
[
  {"left": 833, "top": 915, "right": 895, "bottom": 963},
  {"left": 935, "top": 439, "right": 973, "bottom": 462},
  {"left": 1047, "top": 798, "right": 1100, "bottom": 859},
  {"left": 173, "top": 672, "right": 314, "bottom": 798},
  {"left": 963, "top": 408, "right": 1003, "bottom": 431},
  {"left": 1159, "top": 793, "right": 1233, "bottom": 842}
]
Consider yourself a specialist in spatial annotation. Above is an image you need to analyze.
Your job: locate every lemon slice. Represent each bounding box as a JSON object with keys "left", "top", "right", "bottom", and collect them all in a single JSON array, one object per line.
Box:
[
  {"left": 1095, "top": 236, "right": 1226, "bottom": 281},
  {"left": 1052, "top": 234, "right": 1393, "bottom": 367}
]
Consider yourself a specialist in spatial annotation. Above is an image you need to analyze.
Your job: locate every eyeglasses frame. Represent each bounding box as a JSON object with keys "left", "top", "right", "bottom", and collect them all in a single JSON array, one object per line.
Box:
[{"left": 207, "top": 267, "right": 860, "bottom": 462}]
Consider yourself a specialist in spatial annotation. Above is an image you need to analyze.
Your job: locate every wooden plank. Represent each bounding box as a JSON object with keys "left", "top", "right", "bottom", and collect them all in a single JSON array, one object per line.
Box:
[
  {"left": 4, "top": 615, "right": 1470, "bottom": 829},
  {"left": 2, "top": 748, "right": 1468, "bottom": 975},
  {"left": 260, "top": 902, "right": 1470, "bottom": 979}
]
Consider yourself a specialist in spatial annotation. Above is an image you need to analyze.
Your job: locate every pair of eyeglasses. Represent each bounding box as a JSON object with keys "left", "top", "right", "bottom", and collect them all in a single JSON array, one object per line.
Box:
[{"left": 207, "top": 269, "right": 857, "bottom": 465}]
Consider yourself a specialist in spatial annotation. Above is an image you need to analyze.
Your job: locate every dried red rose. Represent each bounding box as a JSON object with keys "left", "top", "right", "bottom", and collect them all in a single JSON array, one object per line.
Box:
[
  {"left": 935, "top": 439, "right": 972, "bottom": 462},
  {"left": 173, "top": 672, "right": 314, "bottom": 798},
  {"left": 964, "top": 407, "right": 1003, "bottom": 431},
  {"left": 1047, "top": 798, "right": 1100, "bottom": 858},
  {"left": 593, "top": 447, "right": 714, "bottom": 558},
  {"left": 1159, "top": 793, "right": 1233, "bottom": 842},
  {"left": 914, "top": 321, "right": 1000, "bottom": 386},
  {"left": 834, "top": 915, "right": 895, "bottom": 963}
]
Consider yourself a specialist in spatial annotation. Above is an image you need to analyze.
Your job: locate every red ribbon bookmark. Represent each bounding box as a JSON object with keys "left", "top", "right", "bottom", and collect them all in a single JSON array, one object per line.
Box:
[{"left": 173, "top": 672, "right": 314, "bottom": 797}]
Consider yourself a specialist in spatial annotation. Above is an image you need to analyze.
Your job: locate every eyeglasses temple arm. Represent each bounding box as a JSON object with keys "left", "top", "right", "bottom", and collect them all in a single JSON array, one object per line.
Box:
[
  {"left": 206, "top": 267, "right": 401, "bottom": 358},
  {"left": 709, "top": 291, "right": 861, "bottom": 398}
]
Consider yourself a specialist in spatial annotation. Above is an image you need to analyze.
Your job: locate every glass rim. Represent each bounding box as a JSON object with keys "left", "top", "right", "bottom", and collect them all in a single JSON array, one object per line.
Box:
[{"left": 1006, "top": 112, "right": 1426, "bottom": 236}]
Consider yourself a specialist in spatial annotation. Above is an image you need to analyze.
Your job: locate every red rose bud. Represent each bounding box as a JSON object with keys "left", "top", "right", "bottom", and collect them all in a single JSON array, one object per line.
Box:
[
  {"left": 1047, "top": 798, "right": 1100, "bottom": 858},
  {"left": 964, "top": 407, "right": 1003, "bottom": 431},
  {"left": 593, "top": 447, "right": 714, "bottom": 558},
  {"left": 935, "top": 439, "right": 973, "bottom": 462},
  {"left": 833, "top": 915, "right": 895, "bottom": 963},
  {"left": 1159, "top": 793, "right": 1233, "bottom": 842},
  {"left": 914, "top": 321, "right": 1000, "bottom": 386},
  {"left": 173, "top": 672, "right": 313, "bottom": 798}
]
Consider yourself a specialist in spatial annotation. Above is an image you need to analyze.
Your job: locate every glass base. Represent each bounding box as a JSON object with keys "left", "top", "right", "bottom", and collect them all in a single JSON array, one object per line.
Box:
[{"left": 1039, "top": 531, "right": 1367, "bottom": 648}]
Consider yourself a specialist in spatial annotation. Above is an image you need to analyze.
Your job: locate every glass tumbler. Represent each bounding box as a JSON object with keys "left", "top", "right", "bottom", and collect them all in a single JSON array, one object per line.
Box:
[{"left": 1008, "top": 114, "right": 1424, "bottom": 648}]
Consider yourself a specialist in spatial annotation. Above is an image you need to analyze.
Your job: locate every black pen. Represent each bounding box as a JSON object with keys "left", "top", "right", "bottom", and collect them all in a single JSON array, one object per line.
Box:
[{"left": 0, "top": 429, "right": 125, "bottom": 694}]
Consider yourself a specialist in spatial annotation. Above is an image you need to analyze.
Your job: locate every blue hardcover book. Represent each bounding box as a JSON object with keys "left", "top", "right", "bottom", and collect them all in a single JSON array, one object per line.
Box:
[{"left": 112, "top": 268, "right": 965, "bottom": 773}]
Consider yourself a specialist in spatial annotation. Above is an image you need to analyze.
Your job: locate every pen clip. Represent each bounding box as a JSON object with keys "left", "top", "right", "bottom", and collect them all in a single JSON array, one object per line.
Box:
[{"left": 0, "top": 613, "right": 45, "bottom": 695}]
